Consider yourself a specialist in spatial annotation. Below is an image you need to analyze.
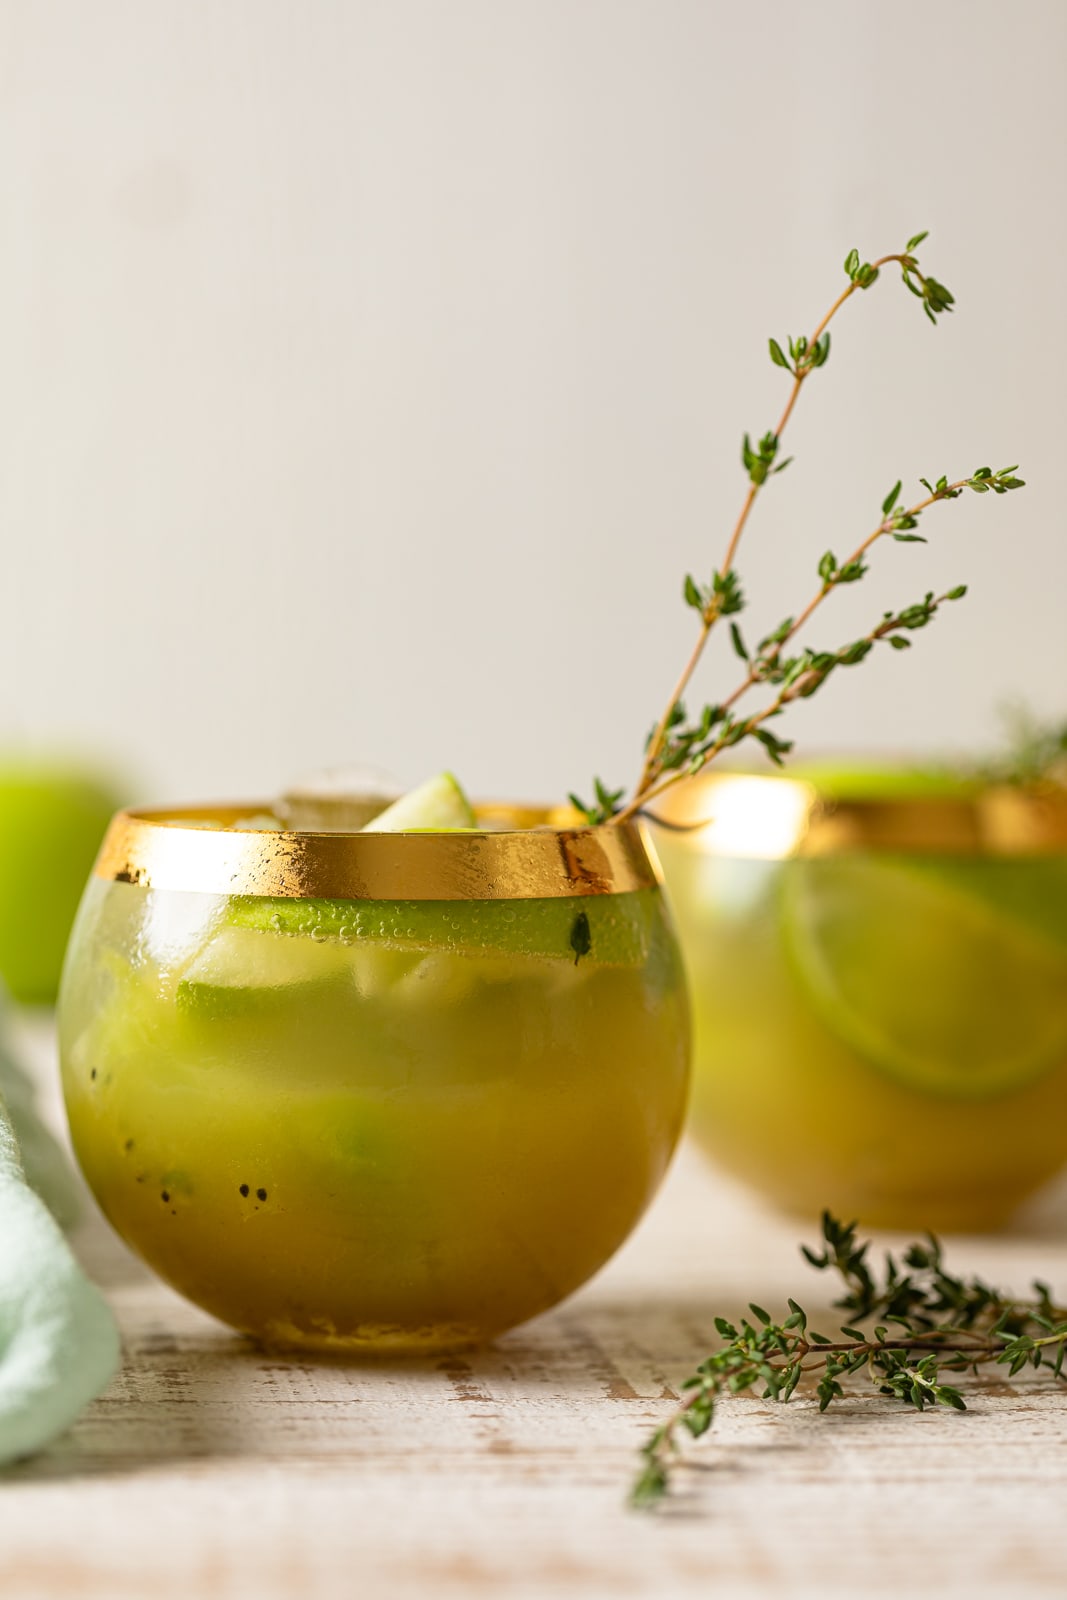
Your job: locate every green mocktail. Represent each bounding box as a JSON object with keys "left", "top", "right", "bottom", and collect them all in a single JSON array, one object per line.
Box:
[
  {"left": 60, "top": 808, "right": 689, "bottom": 1350},
  {"left": 654, "top": 771, "right": 1067, "bottom": 1230}
]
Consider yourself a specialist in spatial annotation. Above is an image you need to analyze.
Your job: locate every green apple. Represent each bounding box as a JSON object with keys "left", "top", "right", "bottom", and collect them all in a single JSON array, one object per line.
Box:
[{"left": 0, "top": 760, "right": 122, "bottom": 1004}]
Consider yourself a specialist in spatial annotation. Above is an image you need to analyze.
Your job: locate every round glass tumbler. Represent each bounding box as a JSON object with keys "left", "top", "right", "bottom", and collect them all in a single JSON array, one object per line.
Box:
[
  {"left": 652, "top": 772, "right": 1067, "bottom": 1232},
  {"left": 59, "top": 805, "right": 690, "bottom": 1351}
]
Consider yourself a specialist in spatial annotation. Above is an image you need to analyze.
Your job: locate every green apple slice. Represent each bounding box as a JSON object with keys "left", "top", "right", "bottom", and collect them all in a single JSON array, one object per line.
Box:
[{"left": 362, "top": 772, "right": 476, "bottom": 833}]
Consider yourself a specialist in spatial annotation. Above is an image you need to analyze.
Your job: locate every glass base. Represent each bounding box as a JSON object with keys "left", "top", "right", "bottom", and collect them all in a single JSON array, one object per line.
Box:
[{"left": 253, "top": 1319, "right": 486, "bottom": 1357}]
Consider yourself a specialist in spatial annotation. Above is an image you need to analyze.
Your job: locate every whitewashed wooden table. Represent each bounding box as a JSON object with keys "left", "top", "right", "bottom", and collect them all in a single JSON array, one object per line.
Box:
[{"left": 4, "top": 1014, "right": 1067, "bottom": 1600}]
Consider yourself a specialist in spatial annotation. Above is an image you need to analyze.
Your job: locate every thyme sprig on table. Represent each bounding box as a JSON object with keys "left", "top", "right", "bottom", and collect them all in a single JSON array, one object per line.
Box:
[
  {"left": 632, "top": 1212, "right": 1067, "bottom": 1510},
  {"left": 569, "top": 235, "right": 1024, "bottom": 827}
]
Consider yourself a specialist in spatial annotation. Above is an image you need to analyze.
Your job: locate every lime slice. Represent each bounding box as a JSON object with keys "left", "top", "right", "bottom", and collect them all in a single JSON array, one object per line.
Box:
[
  {"left": 227, "top": 890, "right": 656, "bottom": 967},
  {"left": 362, "top": 772, "right": 475, "bottom": 833},
  {"left": 902, "top": 856, "right": 1067, "bottom": 955},
  {"left": 177, "top": 925, "right": 354, "bottom": 1018},
  {"left": 781, "top": 855, "right": 1067, "bottom": 1098}
]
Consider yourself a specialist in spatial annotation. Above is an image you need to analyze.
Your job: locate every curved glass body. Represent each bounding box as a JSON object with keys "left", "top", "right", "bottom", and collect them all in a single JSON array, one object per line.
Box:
[
  {"left": 59, "top": 806, "right": 689, "bottom": 1351},
  {"left": 653, "top": 772, "right": 1067, "bottom": 1231}
]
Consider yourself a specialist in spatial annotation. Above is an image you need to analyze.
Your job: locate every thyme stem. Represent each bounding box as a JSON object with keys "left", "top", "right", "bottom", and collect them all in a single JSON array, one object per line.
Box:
[
  {"left": 632, "top": 1213, "right": 1067, "bottom": 1510},
  {"left": 614, "top": 476, "right": 976, "bottom": 824},
  {"left": 568, "top": 232, "right": 1022, "bottom": 830},
  {"left": 632, "top": 253, "right": 914, "bottom": 806}
]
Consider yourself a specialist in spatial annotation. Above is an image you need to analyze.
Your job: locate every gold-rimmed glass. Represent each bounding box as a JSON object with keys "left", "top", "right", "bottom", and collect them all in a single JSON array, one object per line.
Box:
[
  {"left": 651, "top": 771, "right": 1067, "bottom": 1231},
  {"left": 58, "top": 804, "right": 689, "bottom": 1351}
]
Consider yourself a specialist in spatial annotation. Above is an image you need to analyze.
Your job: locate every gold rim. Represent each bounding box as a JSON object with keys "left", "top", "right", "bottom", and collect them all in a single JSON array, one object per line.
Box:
[
  {"left": 93, "top": 803, "right": 658, "bottom": 899},
  {"left": 647, "top": 773, "right": 1067, "bottom": 859}
]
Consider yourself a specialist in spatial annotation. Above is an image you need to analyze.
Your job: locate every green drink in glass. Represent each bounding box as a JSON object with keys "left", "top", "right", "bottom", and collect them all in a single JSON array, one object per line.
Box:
[
  {"left": 652, "top": 769, "right": 1067, "bottom": 1231},
  {"left": 59, "top": 795, "right": 689, "bottom": 1351}
]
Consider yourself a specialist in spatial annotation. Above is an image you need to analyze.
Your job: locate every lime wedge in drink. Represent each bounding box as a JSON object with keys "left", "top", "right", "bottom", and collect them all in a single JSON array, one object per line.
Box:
[
  {"left": 901, "top": 856, "right": 1067, "bottom": 955},
  {"left": 781, "top": 854, "right": 1067, "bottom": 1098}
]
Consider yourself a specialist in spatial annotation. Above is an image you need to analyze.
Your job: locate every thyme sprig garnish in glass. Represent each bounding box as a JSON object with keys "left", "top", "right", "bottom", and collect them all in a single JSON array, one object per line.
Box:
[
  {"left": 569, "top": 234, "right": 1025, "bottom": 826},
  {"left": 633, "top": 1211, "right": 1067, "bottom": 1510},
  {"left": 987, "top": 707, "right": 1067, "bottom": 787}
]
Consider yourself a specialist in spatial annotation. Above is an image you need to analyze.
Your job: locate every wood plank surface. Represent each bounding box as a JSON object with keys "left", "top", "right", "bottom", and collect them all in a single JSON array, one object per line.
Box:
[{"left": 3, "top": 1014, "right": 1067, "bottom": 1600}]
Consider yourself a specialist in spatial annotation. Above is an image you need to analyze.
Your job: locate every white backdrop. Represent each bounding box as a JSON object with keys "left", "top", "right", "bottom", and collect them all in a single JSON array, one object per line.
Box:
[{"left": 1, "top": 0, "right": 1064, "bottom": 807}]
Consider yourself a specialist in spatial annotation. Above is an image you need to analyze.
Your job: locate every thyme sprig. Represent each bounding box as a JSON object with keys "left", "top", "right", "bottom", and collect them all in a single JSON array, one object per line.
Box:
[
  {"left": 985, "top": 706, "right": 1067, "bottom": 787},
  {"left": 632, "top": 1212, "right": 1067, "bottom": 1510},
  {"left": 568, "top": 235, "right": 1024, "bottom": 826}
]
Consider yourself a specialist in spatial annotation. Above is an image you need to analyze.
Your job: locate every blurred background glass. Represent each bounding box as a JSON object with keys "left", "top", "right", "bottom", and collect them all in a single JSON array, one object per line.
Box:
[{"left": 652, "top": 768, "right": 1067, "bottom": 1230}]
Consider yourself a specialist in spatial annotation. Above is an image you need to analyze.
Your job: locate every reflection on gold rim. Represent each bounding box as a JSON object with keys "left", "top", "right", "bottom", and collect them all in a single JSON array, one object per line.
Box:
[
  {"left": 649, "top": 773, "right": 1067, "bottom": 859},
  {"left": 93, "top": 803, "right": 658, "bottom": 899}
]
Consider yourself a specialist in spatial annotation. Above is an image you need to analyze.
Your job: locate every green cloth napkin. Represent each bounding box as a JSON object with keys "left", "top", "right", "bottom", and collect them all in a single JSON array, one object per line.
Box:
[
  {"left": 0, "top": 1034, "right": 82, "bottom": 1231},
  {"left": 0, "top": 1036, "right": 119, "bottom": 1466}
]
